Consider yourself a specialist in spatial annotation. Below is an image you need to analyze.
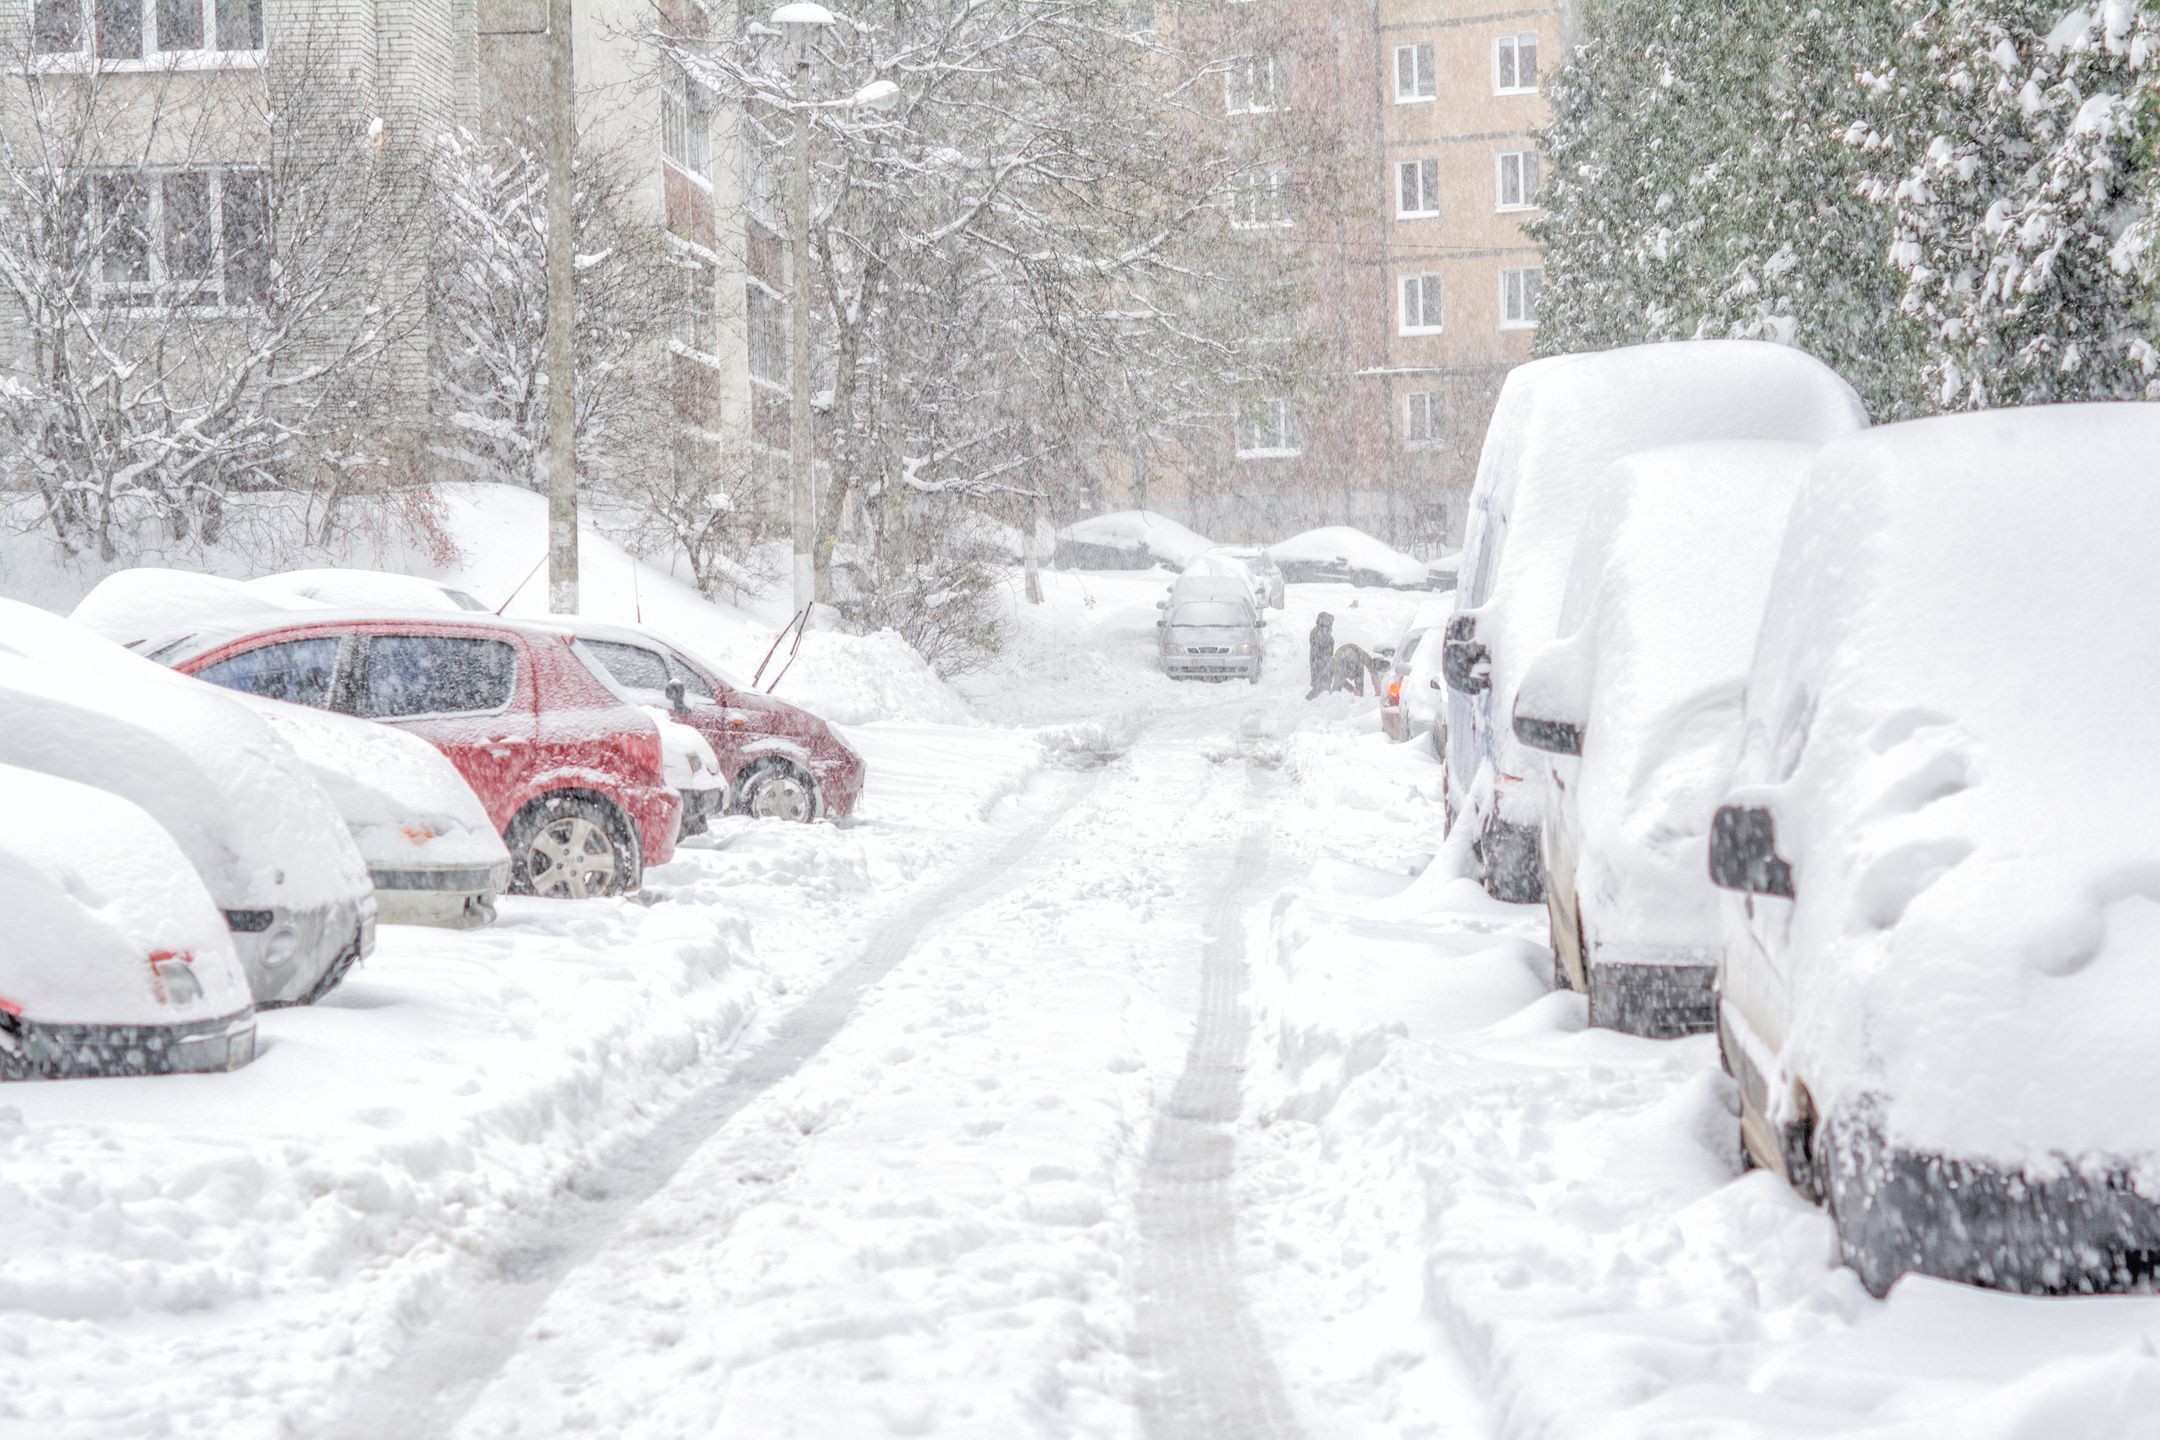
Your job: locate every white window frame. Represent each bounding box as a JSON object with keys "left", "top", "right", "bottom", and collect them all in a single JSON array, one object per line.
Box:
[
  {"left": 1229, "top": 169, "right": 1293, "bottom": 230},
  {"left": 90, "top": 165, "right": 271, "bottom": 314},
  {"left": 1225, "top": 53, "right": 1285, "bottom": 115},
  {"left": 1495, "top": 32, "right": 1539, "bottom": 95},
  {"left": 1398, "top": 273, "right": 1444, "bottom": 335},
  {"left": 745, "top": 281, "right": 787, "bottom": 388},
  {"left": 33, "top": 0, "right": 265, "bottom": 66},
  {"left": 1396, "top": 157, "right": 1439, "bottom": 219},
  {"left": 1495, "top": 150, "right": 1539, "bottom": 211},
  {"left": 1403, "top": 390, "right": 1444, "bottom": 450},
  {"left": 1393, "top": 42, "right": 1435, "bottom": 103},
  {"left": 1236, "top": 396, "right": 1302, "bottom": 458},
  {"left": 662, "top": 62, "right": 715, "bottom": 182},
  {"left": 1500, "top": 266, "right": 1543, "bottom": 329}
]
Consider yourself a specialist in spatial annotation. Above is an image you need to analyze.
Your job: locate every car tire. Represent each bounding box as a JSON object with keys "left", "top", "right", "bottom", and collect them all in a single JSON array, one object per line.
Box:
[
  {"left": 734, "top": 757, "right": 821, "bottom": 823},
  {"left": 505, "top": 793, "right": 641, "bottom": 900}
]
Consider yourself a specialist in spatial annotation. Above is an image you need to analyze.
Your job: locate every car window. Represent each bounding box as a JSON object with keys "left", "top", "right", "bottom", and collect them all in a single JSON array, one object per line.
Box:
[
  {"left": 1398, "top": 632, "right": 1424, "bottom": 666},
  {"left": 359, "top": 635, "right": 516, "bottom": 718},
  {"left": 1172, "top": 603, "right": 1253, "bottom": 628},
  {"left": 664, "top": 652, "right": 716, "bottom": 700},
  {"left": 195, "top": 638, "right": 340, "bottom": 709},
  {"left": 584, "top": 640, "right": 673, "bottom": 695}
]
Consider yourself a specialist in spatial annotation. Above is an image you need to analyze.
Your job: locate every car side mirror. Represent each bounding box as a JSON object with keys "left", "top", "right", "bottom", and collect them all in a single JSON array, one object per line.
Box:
[
  {"left": 665, "top": 679, "right": 690, "bottom": 717},
  {"left": 1442, "top": 639, "right": 1490, "bottom": 694},
  {"left": 1709, "top": 806, "right": 1795, "bottom": 898},
  {"left": 1513, "top": 709, "right": 1582, "bottom": 756},
  {"left": 1156, "top": 619, "right": 1167, "bottom": 630},
  {"left": 1156, "top": 599, "right": 1169, "bottom": 610}
]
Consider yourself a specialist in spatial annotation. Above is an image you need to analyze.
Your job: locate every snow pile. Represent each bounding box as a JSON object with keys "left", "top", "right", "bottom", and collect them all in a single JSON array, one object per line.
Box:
[
  {"left": 1267, "top": 525, "right": 1430, "bottom": 586},
  {"left": 1728, "top": 403, "right": 2160, "bottom": 1168},
  {"left": 0, "top": 764, "right": 253, "bottom": 1028},
  {"left": 1451, "top": 341, "right": 1868, "bottom": 826},
  {"left": 1519, "top": 440, "right": 1812, "bottom": 952},
  {"left": 1054, "top": 509, "right": 1215, "bottom": 570}
]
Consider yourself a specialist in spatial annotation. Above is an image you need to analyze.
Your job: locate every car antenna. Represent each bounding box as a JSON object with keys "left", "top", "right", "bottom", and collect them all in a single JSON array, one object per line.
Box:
[{"left": 497, "top": 552, "right": 547, "bottom": 616}]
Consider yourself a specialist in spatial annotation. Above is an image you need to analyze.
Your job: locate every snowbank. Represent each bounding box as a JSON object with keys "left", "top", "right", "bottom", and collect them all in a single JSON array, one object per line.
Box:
[{"left": 1728, "top": 403, "right": 2160, "bottom": 1169}]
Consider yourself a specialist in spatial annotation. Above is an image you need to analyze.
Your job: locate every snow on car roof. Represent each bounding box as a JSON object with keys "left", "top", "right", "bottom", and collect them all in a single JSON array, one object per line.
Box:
[
  {"left": 1734, "top": 402, "right": 2160, "bottom": 1167},
  {"left": 1265, "top": 526, "right": 1429, "bottom": 585},
  {"left": 251, "top": 568, "right": 488, "bottom": 613},
  {"left": 1056, "top": 510, "right": 1215, "bottom": 568},
  {"left": 71, "top": 567, "right": 313, "bottom": 649},
  {"left": 0, "top": 762, "right": 252, "bottom": 1027}
]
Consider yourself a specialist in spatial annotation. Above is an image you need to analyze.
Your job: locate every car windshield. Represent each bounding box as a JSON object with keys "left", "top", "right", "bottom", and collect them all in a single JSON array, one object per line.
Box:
[{"left": 1171, "top": 604, "right": 1251, "bottom": 628}]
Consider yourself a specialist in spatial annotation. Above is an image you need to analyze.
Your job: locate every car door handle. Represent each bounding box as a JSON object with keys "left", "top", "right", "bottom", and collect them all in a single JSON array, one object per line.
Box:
[
  {"left": 1428, "top": 678, "right": 1443, "bottom": 690},
  {"left": 485, "top": 735, "right": 526, "bottom": 756}
]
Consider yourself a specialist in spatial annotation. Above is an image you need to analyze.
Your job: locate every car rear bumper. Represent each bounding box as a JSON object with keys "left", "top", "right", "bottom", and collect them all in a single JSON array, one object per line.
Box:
[
  {"left": 0, "top": 1009, "right": 257, "bottom": 1081},
  {"left": 1382, "top": 707, "right": 1407, "bottom": 742},
  {"left": 1822, "top": 1105, "right": 2160, "bottom": 1297}
]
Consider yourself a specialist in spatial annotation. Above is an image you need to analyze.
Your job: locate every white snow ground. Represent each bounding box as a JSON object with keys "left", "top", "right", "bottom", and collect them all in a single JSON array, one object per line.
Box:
[{"left": 5, "top": 543, "right": 2160, "bottom": 1438}]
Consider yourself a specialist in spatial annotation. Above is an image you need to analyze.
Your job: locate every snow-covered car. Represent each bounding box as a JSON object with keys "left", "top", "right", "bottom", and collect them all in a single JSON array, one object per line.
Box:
[
  {"left": 1156, "top": 581, "right": 1263, "bottom": 682},
  {"left": 1510, "top": 441, "right": 1814, "bottom": 1038},
  {"left": 1266, "top": 526, "right": 1430, "bottom": 588},
  {"left": 1053, "top": 510, "right": 1214, "bottom": 571},
  {"left": 232, "top": 695, "right": 512, "bottom": 928},
  {"left": 1440, "top": 341, "right": 1867, "bottom": 903},
  {"left": 0, "top": 604, "right": 376, "bottom": 1007},
  {"left": 1708, "top": 404, "right": 2160, "bottom": 1296},
  {"left": 563, "top": 620, "right": 867, "bottom": 825},
  {"left": 1178, "top": 550, "right": 1273, "bottom": 614},
  {"left": 71, "top": 566, "right": 306, "bottom": 649},
  {"left": 251, "top": 568, "right": 490, "bottom": 613},
  {"left": 0, "top": 764, "right": 258, "bottom": 1081},
  {"left": 1380, "top": 595, "right": 1455, "bottom": 745},
  {"left": 645, "top": 707, "right": 730, "bottom": 836},
  {"left": 1209, "top": 546, "right": 1287, "bottom": 609}
]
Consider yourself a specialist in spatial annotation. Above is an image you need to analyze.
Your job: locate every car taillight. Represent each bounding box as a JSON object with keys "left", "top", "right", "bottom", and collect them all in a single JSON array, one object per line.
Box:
[
  {"left": 628, "top": 725, "right": 664, "bottom": 779},
  {"left": 1387, "top": 677, "right": 1402, "bottom": 705}
]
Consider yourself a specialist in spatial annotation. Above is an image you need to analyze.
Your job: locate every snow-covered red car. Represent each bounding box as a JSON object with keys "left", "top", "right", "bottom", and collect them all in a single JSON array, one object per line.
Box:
[
  {"left": 146, "top": 614, "right": 681, "bottom": 899},
  {"left": 1510, "top": 440, "right": 1814, "bottom": 1037},
  {"left": 1710, "top": 404, "right": 2160, "bottom": 1296},
  {"left": 0, "top": 764, "right": 258, "bottom": 1080},
  {"left": 0, "top": 608, "right": 376, "bottom": 1008},
  {"left": 565, "top": 621, "right": 866, "bottom": 825},
  {"left": 1441, "top": 341, "right": 1868, "bottom": 904}
]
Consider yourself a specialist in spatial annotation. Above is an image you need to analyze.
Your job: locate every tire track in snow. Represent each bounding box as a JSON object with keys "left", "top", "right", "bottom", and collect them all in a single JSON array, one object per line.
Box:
[
  {"left": 322, "top": 762, "right": 1108, "bottom": 1440},
  {"left": 1134, "top": 762, "right": 1304, "bottom": 1440}
]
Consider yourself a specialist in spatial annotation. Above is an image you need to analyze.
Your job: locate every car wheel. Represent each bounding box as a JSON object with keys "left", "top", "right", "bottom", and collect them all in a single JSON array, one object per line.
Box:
[
  {"left": 505, "top": 794, "right": 640, "bottom": 899},
  {"left": 736, "top": 758, "right": 820, "bottom": 823}
]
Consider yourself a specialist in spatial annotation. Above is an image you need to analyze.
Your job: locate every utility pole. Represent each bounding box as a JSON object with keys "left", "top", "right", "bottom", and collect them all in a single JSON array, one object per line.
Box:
[
  {"left": 786, "top": 38, "right": 817, "bottom": 612},
  {"left": 544, "top": 0, "right": 578, "bottom": 613}
]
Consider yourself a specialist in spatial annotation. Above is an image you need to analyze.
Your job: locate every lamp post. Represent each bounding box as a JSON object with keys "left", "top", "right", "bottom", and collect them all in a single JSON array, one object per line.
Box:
[
  {"left": 544, "top": 0, "right": 578, "bottom": 613},
  {"left": 773, "top": 2, "right": 832, "bottom": 613}
]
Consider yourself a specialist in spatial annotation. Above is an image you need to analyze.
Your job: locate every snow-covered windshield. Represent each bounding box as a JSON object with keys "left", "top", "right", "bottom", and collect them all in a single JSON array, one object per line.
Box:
[{"left": 1170, "top": 604, "right": 1252, "bottom": 629}]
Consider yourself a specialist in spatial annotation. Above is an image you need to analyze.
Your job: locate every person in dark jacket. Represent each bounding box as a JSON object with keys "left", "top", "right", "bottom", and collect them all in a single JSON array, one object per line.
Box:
[{"left": 1306, "top": 612, "right": 1335, "bottom": 699}]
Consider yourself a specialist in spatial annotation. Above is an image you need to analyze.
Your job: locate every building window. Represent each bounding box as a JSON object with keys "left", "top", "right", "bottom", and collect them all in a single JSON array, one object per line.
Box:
[
  {"left": 1398, "top": 273, "right": 1443, "bottom": 335},
  {"left": 1394, "top": 42, "right": 1435, "bottom": 102},
  {"left": 1229, "top": 169, "right": 1292, "bottom": 229},
  {"left": 34, "top": 0, "right": 262, "bottom": 59},
  {"left": 746, "top": 283, "right": 786, "bottom": 386},
  {"left": 670, "top": 257, "right": 717, "bottom": 356},
  {"left": 662, "top": 63, "right": 713, "bottom": 178},
  {"left": 1236, "top": 397, "right": 1301, "bottom": 457},
  {"left": 92, "top": 166, "right": 269, "bottom": 310},
  {"left": 1495, "top": 33, "right": 1539, "bottom": 94},
  {"left": 1397, "top": 158, "right": 1439, "bottom": 218},
  {"left": 1501, "top": 266, "right": 1543, "bottom": 328},
  {"left": 1225, "top": 54, "right": 1285, "bottom": 114},
  {"left": 1404, "top": 390, "right": 1444, "bottom": 450},
  {"left": 1496, "top": 150, "right": 1540, "bottom": 211}
]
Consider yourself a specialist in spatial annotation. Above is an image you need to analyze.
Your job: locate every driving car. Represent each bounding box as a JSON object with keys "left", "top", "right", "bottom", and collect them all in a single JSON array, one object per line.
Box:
[
  {"left": 0, "top": 604, "right": 377, "bottom": 1008},
  {"left": 1708, "top": 404, "right": 2160, "bottom": 1296},
  {"left": 563, "top": 620, "right": 866, "bottom": 825},
  {"left": 1440, "top": 341, "right": 1868, "bottom": 903},
  {"left": 1380, "top": 596, "right": 1455, "bottom": 744},
  {"left": 1509, "top": 440, "right": 1814, "bottom": 1037},
  {"left": 1156, "top": 579, "right": 1264, "bottom": 682},
  {"left": 144, "top": 613, "right": 681, "bottom": 899},
  {"left": 0, "top": 764, "right": 258, "bottom": 1080}
]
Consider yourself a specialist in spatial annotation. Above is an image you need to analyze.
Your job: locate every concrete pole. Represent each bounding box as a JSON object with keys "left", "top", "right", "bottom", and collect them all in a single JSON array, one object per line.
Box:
[
  {"left": 1022, "top": 495, "right": 1043, "bottom": 604},
  {"left": 544, "top": 0, "right": 578, "bottom": 613},
  {"left": 787, "top": 53, "right": 816, "bottom": 613}
]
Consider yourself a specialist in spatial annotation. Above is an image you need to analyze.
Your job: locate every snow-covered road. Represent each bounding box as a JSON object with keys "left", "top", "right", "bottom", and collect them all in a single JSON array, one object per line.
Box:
[{"left": 10, "top": 571, "right": 2160, "bottom": 1438}]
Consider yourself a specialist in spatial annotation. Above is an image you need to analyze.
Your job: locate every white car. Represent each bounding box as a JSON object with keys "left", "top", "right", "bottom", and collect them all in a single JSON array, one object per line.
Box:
[
  {"left": 1509, "top": 441, "right": 1815, "bottom": 1037},
  {"left": 233, "top": 695, "right": 512, "bottom": 928},
  {"left": 70, "top": 566, "right": 303, "bottom": 648},
  {"left": 0, "top": 601, "right": 376, "bottom": 1007},
  {"left": 0, "top": 764, "right": 258, "bottom": 1080},
  {"left": 1194, "top": 547, "right": 1285, "bottom": 610},
  {"left": 1155, "top": 577, "right": 1264, "bottom": 682},
  {"left": 1440, "top": 341, "right": 1868, "bottom": 903},
  {"left": 251, "top": 568, "right": 490, "bottom": 613},
  {"left": 1709, "top": 404, "right": 2160, "bottom": 1296},
  {"left": 645, "top": 707, "right": 730, "bottom": 836},
  {"left": 1380, "top": 595, "right": 1455, "bottom": 746}
]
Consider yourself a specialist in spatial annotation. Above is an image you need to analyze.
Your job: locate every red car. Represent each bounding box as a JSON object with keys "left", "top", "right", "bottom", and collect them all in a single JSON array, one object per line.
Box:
[
  {"left": 563, "top": 621, "right": 865, "bottom": 829},
  {"left": 147, "top": 615, "right": 680, "bottom": 899}
]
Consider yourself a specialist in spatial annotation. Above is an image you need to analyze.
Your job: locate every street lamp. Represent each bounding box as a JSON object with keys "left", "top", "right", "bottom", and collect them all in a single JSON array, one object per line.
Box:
[{"left": 774, "top": 2, "right": 832, "bottom": 610}]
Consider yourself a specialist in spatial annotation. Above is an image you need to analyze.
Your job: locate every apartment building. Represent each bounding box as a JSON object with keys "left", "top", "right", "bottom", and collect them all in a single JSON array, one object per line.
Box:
[{"left": 1372, "top": 0, "right": 1571, "bottom": 542}]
